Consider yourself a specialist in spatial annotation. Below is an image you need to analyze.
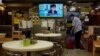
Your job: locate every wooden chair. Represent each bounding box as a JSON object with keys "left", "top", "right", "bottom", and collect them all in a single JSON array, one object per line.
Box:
[
  {"left": 12, "top": 31, "right": 22, "bottom": 40},
  {"left": 92, "top": 27, "right": 100, "bottom": 56},
  {"left": 92, "top": 36, "right": 100, "bottom": 56},
  {"left": 82, "top": 26, "right": 94, "bottom": 51}
]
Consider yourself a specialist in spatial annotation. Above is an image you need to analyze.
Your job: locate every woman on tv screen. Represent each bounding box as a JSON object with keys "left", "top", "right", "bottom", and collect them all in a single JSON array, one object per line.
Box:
[
  {"left": 39, "top": 4, "right": 63, "bottom": 18},
  {"left": 47, "top": 4, "right": 58, "bottom": 16}
]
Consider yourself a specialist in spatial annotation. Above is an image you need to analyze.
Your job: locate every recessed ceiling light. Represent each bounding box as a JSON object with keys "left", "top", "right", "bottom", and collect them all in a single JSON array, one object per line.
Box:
[
  {"left": 95, "top": 8, "right": 99, "bottom": 10},
  {"left": 67, "top": 0, "right": 72, "bottom": 3},
  {"left": 91, "top": 10, "right": 94, "bottom": 13},
  {"left": 72, "top": 2, "right": 76, "bottom": 5},
  {"left": 70, "top": 6, "right": 76, "bottom": 11},
  {"left": 98, "top": 6, "right": 100, "bottom": 8}
]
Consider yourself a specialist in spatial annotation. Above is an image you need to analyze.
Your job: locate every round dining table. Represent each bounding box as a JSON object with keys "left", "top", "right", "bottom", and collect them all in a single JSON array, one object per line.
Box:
[
  {"left": 2, "top": 40, "right": 54, "bottom": 56},
  {"left": 35, "top": 33, "right": 62, "bottom": 41},
  {"left": 35, "top": 33, "right": 62, "bottom": 37}
]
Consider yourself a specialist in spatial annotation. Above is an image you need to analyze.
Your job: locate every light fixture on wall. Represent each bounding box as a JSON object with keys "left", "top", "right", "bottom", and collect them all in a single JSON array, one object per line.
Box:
[{"left": 0, "top": 0, "right": 6, "bottom": 11}]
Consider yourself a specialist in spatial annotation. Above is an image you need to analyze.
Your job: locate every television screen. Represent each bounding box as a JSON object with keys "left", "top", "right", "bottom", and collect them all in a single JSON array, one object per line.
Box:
[{"left": 39, "top": 4, "right": 63, "bottom": 18}]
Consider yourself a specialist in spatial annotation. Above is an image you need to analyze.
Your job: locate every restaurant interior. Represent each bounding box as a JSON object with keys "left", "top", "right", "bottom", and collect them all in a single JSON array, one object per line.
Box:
[{"left": 0, "top": 0, "right": 100, "bottom": 56}]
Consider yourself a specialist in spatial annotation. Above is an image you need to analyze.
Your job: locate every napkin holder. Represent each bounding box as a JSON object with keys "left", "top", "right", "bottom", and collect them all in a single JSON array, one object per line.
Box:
[
  {"left": 43, "top": 30, "right": 50, "bottom": 34},
  {"left": 31, "top": 39, "right": 37, "bottom": 44}
]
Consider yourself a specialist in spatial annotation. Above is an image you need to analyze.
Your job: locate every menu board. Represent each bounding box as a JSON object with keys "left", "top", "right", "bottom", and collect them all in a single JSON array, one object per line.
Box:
[
  {"left": 48, "top": 19, "right": 55, "bottom": 29},
  {"left": 41, "top": 19, "right": 55, "bottom": 29},
  {"left": 41, "top": 19, "right": 48, "bottom": 27}
]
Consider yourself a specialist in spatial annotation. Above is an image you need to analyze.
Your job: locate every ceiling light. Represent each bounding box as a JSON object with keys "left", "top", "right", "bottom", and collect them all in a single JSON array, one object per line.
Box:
[
  {"left": 0, "top": 0, "right": 6, "bottom": 11},
  {"left": 0, "top": 0, "right": 3, "bottom": 4},
  {"left": 91, "top": 10, "right": 94, "bottom": 13},
  {"left": 84, "top": 16, "right": 89, "bottom": 22},
  {"left": 70, "top": 6, "right": 76, "bottom": 11},
  {"left": 0, "top": 6, "right": 4, "bottom": 11},
  {"left": 98, "top": 6, "right": 100, "bottom": 9},
  {"left": 72, "top": 2, "right": 76, "bottom": 5},
  {"left": 95, "top": 8, "right": 99, "bottom": 10},
  {"left": 67, "top": 0, "right": 72, "bottom": 3}
]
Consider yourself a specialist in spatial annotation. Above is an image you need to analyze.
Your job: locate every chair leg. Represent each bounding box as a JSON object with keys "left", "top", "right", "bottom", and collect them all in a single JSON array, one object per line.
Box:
[{"left": 93, "top": 46, "right": 96, "bottom": 56}]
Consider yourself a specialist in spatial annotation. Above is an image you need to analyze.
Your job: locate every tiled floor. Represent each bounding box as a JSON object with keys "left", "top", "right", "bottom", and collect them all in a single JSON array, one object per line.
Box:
[
  {"left": 63, "top": 49, "right": 91, "bottom": 56},
  {"left": 0, "top": 48, "right": 100, "bottom": 56},
  {"left": 63, "top": 49, "right": 100, "bottom": 56}
]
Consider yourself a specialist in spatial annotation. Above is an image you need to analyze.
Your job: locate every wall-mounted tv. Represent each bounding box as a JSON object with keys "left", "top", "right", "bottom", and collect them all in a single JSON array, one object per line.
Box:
[{"left": 39, "top": 3, "right": 63, "bottom": 18}]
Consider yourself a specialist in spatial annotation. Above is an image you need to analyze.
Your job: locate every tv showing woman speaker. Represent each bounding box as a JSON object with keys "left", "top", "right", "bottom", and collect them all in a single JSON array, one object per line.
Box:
[{"left": 39, "top": 3, "right": 63, "bottom": 18}]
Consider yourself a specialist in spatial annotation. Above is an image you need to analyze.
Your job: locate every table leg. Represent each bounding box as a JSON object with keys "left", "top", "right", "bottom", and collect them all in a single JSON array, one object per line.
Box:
[
  {"left": 31, "top": 52, "right": 41, "bottom": 56},
  {"left": 23, "top": 52, "right": 41, "bottom": 56},
  {"left": 27, "top": 52, "right": 31, "bottom": 56},
  {"left": 23, "top": 52, "right": 27, "bottom": 56},
  {"left": 22, "top": 52, "right": 31, "bottom": 56}
]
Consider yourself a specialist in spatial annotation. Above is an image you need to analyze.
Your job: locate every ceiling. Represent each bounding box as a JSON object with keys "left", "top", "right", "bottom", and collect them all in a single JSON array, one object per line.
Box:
[
  {"left": 2, "top": 0, "right": 100, "bottom": 8},
  {"left": 2, "top": 0, "right": 99, "bottom": 3}
]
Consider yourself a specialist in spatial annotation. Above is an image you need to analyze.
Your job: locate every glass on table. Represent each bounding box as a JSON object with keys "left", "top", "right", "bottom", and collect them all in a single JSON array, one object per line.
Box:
[{"left": 23, "top": 38, "right": 31, "bottom": 47}]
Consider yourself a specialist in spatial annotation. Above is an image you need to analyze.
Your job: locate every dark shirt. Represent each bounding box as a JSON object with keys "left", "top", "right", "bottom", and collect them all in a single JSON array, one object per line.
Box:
[{"left": 47, "top": 10, "right": 57, "bottom": 16}]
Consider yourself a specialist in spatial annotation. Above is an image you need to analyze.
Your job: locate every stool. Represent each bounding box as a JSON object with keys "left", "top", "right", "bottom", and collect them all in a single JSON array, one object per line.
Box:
[
  {"left": 6, "top": 52, "right": 22, "bottom": 56},
  {"left": 54, "top": 43, "right": 63, "bottom": 56},
  {"left": 41, "top": 49, "right": 56, "bottom": 56}
]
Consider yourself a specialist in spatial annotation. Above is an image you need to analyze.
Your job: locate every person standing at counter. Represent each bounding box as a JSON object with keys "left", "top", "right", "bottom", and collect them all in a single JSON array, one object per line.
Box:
[
  {"left": 71, "top": 14, "right": 82, "bottom": 50},
  {"left": 13, "top": 15, "right": 20, "bottom": 31},
  {"left": 20, "top": 16, "right": 33, "bottom": 38}
]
